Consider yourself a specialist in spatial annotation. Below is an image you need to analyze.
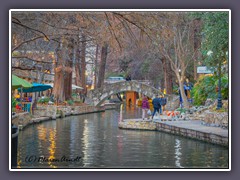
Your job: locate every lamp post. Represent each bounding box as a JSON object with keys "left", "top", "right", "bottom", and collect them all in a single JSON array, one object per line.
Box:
[
  {"left": 216, "top": 61, "right": 222, "bottom": 109},
  {"left": 207, "top": 50, "right": 222, "bottom": 109}
]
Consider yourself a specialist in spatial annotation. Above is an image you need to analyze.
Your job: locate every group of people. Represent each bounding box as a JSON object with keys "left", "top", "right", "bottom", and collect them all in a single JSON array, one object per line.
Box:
[
  {"left": 14, "top": 93, "right": 32, "bottom": 102},
  {"left": 141, "top": 94, "right": 167, "bottom": 120}
]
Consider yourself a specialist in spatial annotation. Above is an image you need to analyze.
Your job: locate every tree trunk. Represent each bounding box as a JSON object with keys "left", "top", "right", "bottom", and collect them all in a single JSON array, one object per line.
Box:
[
  {"left": 94, "top": 44, "right": 99, "bottom": 89},
  {"left": 80, "top": 34, "right": 86, "bottom": 94},
  {"left": 63, "top": 66, "right": 72, "bottom": 100},
  {"left": 193, "top": 19, "right": 202, "bottom": 81},
  {"left": 97, "top": 42, "right": 108, "bottom": 88},
  {"left": 53, "top": 37, "right": 73, "bottom": 102},
  {"left": 64, "top": 38, "right": 74, "bottom": 100},
  {"left": 54, "top": 65, "right": 65, "bottom": 102},
  {"left": 161, "top": 57, "right": 173, "bottom": 94},
  {"left": 75, "top": 36, "right": 81, "bottom": 88}
]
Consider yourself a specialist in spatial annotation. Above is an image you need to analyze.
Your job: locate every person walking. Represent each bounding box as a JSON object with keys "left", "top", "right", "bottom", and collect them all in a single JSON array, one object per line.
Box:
[
  {"left": 159, "top": 94, "right": 164, "bottom": 115},
  {"left": 152, "top": 94, "right": 161, "bottom": 119},
  {"left": 141, "top": 95, "right": 149, "bottom": 120}
]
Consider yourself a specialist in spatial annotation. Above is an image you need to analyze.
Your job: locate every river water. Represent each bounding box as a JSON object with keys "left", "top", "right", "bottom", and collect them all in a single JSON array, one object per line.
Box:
[{"left": 17, "top": 105, "right": 228, "bottom": 169}]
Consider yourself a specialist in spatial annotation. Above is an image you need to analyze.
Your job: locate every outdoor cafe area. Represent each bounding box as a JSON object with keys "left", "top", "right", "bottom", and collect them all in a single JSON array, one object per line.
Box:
[
  {"left": 11, "top": 74, "right": 84, "bottom": 115},
  {"left": 12, "top": 75, "right": 53, "bottom": 115}
]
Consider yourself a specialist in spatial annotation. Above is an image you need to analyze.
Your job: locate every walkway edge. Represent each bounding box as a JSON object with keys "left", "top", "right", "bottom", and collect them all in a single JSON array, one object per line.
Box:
[{"left": 119, "top": 120, "right": 228, "bottom": 147}]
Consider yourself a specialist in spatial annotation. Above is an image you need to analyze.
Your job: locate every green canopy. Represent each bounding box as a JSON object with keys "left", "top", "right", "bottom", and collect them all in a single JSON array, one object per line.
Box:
[{"left": 12, "top": 74, "right": 33, "bottom": 90}]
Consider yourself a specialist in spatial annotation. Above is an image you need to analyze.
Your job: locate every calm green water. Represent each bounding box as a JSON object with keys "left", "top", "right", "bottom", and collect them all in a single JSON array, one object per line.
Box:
[{"left": 17, "top": 105, "right": 228, "bottom": 169}]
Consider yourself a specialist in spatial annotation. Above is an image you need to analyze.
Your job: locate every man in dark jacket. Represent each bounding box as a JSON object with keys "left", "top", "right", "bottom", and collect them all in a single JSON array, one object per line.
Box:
[{"left": 152, "top": 94, "right": 161, "bottom": 119}]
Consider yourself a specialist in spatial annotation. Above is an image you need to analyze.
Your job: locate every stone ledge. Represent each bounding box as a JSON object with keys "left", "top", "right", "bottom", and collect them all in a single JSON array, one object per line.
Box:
[
  {"left": 12, "top": 105, "right": 106, "bottom": 130},
  {"left": 119, "top": 119, "right": 228, "bottom": 147}
]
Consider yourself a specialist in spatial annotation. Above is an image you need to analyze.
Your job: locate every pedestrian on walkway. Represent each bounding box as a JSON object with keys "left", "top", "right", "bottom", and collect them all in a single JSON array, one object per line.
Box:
[
  {"left": 141, "top": 95, "right": 149, "bottom": 120},
  {"left": 159, "top": 94, "right": 164, "bottom": 115},
  {"left": 152, "top": 94, "right": 161, "bottom": 119},
  {"left": 126, "top": 74, "right": 131, "bottom": 81}
]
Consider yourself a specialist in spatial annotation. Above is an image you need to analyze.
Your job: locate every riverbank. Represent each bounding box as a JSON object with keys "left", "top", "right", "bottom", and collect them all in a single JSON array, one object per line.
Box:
[
  {"left": 12, "top": 104, "right": 116, "bottom": 130},
  {"left": 118, "top": 117, "right": 228, "bottom": 147}
]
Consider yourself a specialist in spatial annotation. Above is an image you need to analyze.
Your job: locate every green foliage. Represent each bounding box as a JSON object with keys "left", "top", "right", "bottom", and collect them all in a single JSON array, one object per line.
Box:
[
  {"left": 38, "top": 97, "right": 50, "bottom": 104},
  {"left": 191, "top": 75, "right": 228, "bottom": 105},
  {"left": 72, "top": 93, "right": 77, "bottom": 97},
  {"left": 192, "top": 12, "right": 229, "bottom": 67},
  {"left": 12, "top": 98, "right": 17, "bottom": 107},
  {"left": 12, "top": 98, "right": 17, "bottom": 112},
  {"left": 176, "top": 108, "right": 187, "bottom": 114},
  {"left": 173, "top": 85, "right": 179, "bottom": 95},
  {"left": 67, "top": 99, "right": 74, "bottom": 105}
]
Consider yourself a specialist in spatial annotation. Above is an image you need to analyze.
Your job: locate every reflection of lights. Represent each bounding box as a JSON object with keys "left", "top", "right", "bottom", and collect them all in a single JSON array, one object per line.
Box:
[
  {"left": 82, "top": 119, "right": 89, "bottom": 165},
  {"left": 175, "top": 139, "right": 183, "bottom": 168},
  {"left": 37, "top": 126, "right": 57, "bottom": 168},
  {"left": 37, "top": 126, "right": 47, "bottom": 141},
  {"left": 119, "top": 104, "right": 123, "bottom": 121},
  {"left": 48, "top": 128, "right": 57, "bottom": 168}
]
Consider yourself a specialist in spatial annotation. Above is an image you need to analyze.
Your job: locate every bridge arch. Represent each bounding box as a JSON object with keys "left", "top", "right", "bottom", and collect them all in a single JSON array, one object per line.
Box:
[{"left": 87, "top": 81, "right": 164, "bottom": 107}]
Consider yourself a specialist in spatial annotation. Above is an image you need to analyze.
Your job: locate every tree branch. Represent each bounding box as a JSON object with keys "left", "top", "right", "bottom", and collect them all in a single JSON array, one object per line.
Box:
[
  {"left": 104, "top": 13, "right": 122, "bottom": 50},
  {"left": 12, "top": 56, "right": 53, "bottom": 64},
  {"left": 12, "top": 36, "right": 44, "bottom": 52},
  {"left": 12, "top": 20, "right": 50, "bottom": 41}
]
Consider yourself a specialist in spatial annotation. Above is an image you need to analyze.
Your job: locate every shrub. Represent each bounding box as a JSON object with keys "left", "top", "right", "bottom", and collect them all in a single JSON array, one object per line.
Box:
[
  {"left": 67, "top": 99, "right": 74, "bottom": 105},
  {"left": 12, "top": 98, "right": 17, "bottom": 112},
  {"left": 38, "top": 97, "right": 50, "bottom": 104},
  {"left": 175, "top": 107, "right": 187, "bottom": 114},
  {"left": 173, "top": 85, "right": 179, "bottom": 95},
  {"left": 191, "top": 74, "right": 228, "bottom": 105}
]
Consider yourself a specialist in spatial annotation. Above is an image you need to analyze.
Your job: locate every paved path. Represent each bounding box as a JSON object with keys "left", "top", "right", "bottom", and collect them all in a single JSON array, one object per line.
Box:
[
  {"left": 122, "top": 115, "right": 228, "bottom": 138},
  {"left": 154, "top": 119, "right": 228, "bottom": 138}
]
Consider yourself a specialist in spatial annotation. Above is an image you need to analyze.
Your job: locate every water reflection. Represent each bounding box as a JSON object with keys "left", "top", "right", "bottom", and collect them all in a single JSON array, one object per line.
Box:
[
  {"left": 17, "top": 106, "right": 228, "bottom": 168},
  {"left": 175, "top": 139, "right": 183, "bottom": 168}
]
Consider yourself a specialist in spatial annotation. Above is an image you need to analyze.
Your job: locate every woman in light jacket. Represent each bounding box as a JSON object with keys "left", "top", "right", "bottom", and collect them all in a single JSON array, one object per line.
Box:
[{"left": 142, "top": 95, "right": 150, "bottom": 120}]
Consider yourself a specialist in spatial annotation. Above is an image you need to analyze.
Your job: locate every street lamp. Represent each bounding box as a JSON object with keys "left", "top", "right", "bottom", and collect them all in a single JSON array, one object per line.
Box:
[
  {"left": 216, "top": 62, "right": 223, "bottom": 109},
  {"left": 207, "top": 51, "right": 222, "bottom": 109}
]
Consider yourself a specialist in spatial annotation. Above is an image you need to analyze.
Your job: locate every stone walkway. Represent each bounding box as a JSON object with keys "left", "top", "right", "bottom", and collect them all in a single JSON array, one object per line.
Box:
[
  {"left": 122, "top": 117, "right": 228, "bottom": 138},
  {"left": 153, "top": 119, "right": 228, "bottom": 138},
  {"left": 120, "top": 115, "right": 229, "bottom": 146}
]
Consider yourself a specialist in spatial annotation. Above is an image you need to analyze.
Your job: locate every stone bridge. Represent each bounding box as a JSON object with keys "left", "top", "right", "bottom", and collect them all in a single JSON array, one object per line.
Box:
[{"left": 86, "top": 80, "right": 165, "bottom": 106}]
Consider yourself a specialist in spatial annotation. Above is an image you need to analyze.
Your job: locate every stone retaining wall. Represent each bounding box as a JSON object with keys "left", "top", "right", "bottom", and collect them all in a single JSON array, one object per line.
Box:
[
  {"left": 156, "top": 122, "right": 228, "bottom": 146},
  {"left": 12, "top": 112, "right": 32, "bottom": 129},
  {"left": 118, "top": 120, "right": 228, "bottom": 147},
  {"left": 12, "top": 105, "right": 106, "bottom": 130},
  {"left": 34, "top": 105, "right": 57, "bottom": 119},
  {"left": 202, "top": 111, "right": 228, "bottom": 129},
  {"left": 119, "top": 120, "right": 156, "bottom": 130}
]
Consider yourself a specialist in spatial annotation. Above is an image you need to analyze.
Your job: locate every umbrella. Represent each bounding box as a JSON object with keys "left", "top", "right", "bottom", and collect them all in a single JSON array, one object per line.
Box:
[
  {"left": 72, "top": 84, "right": 83, "bottom": 90},
  {"left": 45, "top": 83, "right": 83, "bottom": 90},
  {"left": 19, "top": 82, "right": 52, "bottom": 93},
  {"left": 12, "top": 74, "right": 33, "bottom": 90}
]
